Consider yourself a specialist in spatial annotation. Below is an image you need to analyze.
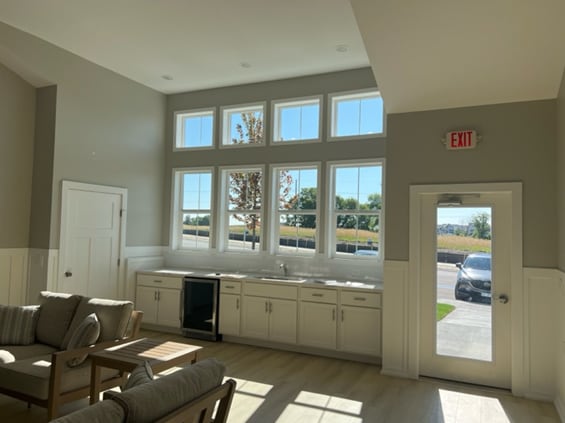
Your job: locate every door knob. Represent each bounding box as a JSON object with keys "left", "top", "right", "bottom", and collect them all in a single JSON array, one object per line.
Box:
[
  {"left": 496, "top": 294, "right": 509, "bottom": 304},
  {"left": 64, "top": 271, "right": 73, "bottom": 277}
]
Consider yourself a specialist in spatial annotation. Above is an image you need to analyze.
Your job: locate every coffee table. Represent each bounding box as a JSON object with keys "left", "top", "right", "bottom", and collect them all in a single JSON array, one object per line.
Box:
[{"left": 89, "top": 337, "right": 202, "bottom": 404}]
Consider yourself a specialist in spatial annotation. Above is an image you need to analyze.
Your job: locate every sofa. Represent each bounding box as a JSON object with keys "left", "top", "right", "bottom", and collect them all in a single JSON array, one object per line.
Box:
[
  {"left": 0, "top": 291, "right": 143, "bottom": 420},
  {"left": 51, "top": 358, "right": 236, "bottom": 423}
]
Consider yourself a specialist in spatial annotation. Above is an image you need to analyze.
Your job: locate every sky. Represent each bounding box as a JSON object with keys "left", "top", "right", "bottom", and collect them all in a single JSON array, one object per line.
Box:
[{"left": 437, "top": 207, "right": 491, "bottom": 226}]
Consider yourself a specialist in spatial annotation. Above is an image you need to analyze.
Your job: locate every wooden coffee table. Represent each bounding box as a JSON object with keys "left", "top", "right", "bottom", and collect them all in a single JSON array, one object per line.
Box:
[{"left": 89, "top": 337, "right": 202, "bottom": 404}]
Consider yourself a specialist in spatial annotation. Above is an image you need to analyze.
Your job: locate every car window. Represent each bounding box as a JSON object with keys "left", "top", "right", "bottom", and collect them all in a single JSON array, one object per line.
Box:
[{"left": 464, "top": 256, "right": 491, "bottom": 270}]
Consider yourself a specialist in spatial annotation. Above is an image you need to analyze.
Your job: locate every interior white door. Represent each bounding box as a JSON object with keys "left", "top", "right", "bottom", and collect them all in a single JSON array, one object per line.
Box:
[
  {"left": 59, "top": 182, "right": 125, "bottom": 298},
  {"left": 419, "top": 192, "right": 512, "bottom": 388}
]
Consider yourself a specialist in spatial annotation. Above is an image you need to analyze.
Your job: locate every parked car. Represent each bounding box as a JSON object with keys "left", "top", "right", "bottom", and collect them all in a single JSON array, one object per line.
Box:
[
  {"left": 454, "top": 252, "right": 491, "bottom": 303},
  {"left": 353, "top": 249, "right": 378, "bottom": 256}
]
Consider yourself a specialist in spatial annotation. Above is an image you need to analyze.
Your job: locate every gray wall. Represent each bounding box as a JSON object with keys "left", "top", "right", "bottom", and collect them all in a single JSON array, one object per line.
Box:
[
  {"left": 558, "top": 69, "right": 565, "bottom": 271},
  {"left": 0, "top": 62, "right": 35, "bottom": 248},
  {"left": 164, "top": 68, "right": 384, "bottom": 245},
  {"left": 386, "top": 100, "right": 557, "bottom": 268},
  {"left": 0, "top": 21, "right": 167, "bottom": 248}
]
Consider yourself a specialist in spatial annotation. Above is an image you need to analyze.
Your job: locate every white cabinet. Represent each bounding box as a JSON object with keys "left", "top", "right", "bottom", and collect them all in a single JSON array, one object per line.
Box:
[
  {"left": 136, "top": 273, "right": 182, "bottom": 328},
  {"left": 299, "top": 287, "right": 337, "bottom": 350},
  {"left": 218, "top": 280, "right": 241, "bottom": 336},
  {"left": 338, "top": 291, "right": 382, "bottom": 356},
  {"left": 241, "top": 282, "right": 297, "bottom": 344}
]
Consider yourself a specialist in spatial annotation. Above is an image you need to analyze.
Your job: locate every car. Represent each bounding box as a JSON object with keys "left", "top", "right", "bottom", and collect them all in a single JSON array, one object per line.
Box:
[
  {"left": 353, "top": 249, "right": 378, "bottom": 256},
  {"left": 454, "top": 252, "right": 492, "bottom": 303}
]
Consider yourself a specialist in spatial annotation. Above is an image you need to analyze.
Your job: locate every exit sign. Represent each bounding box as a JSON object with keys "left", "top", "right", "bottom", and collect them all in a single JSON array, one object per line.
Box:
[{"left": 446, "top": 130, "right": 477, "bottom": 150}]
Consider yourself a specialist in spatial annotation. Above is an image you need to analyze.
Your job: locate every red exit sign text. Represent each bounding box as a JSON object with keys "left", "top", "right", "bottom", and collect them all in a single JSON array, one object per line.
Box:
[{"left": 446, "top": 130, "right": 477, "bottom": 150}]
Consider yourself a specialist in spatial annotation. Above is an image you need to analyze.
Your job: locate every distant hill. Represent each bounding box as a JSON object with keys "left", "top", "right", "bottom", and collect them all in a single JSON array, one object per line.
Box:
[{"left": 437, "top": 223, "right": 471, "bottom": 236}]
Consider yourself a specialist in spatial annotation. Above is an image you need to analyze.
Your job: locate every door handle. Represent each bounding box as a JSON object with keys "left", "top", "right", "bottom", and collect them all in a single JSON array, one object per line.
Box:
[
  {"left": 496, "top": 294, "right": 509, "bottom": 304},
  {"left": 64, "top": 271, "right": 73, "bottom": 277}
]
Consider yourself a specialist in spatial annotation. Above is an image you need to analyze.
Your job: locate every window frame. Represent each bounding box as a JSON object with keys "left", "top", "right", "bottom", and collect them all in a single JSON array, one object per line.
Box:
[
  {"left": 173, "top": 108, "right": 216, "bottom": 151},
  {"left": 171, "top": 167, "right": 214, "bottom": 251},
  {"left": 270, "top": 162, "right": 321, "bottom": 256},
  {"left": 219, "top": 102, "right": 266, "bottom": 149},
  {"left": 219, "top": 165, "right": 265, "bottom": 253},
  {"left": 271, "top": 95, "right": 323, "bottom": 145},
  {"left": 326, "top": 159, "right": 385, "bottom": 261},
  {"left": 327, "top": 89, "right": 385, "bottom": 142}
]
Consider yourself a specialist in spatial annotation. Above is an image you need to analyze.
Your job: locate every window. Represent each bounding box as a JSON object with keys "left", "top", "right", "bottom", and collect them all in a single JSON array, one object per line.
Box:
[
  {"left": 174, "top": 109, "right": 214, "bottom": 149},
  {"left": 329, "top": 90, "right": 384, "bottom": 139},
  {"left": 328, "top": 161, "right": 383, "bottom": 258},
  {"left": 272, "top": 165, "right": 319, "bottom": 255},
  {"left": 221, "top": 103, "right": 265, "bottom": 147},
  {"left": 173, "top": 169, "right": 213, "bottom": 250},
  {"left": 272, "top": 97, "right": 321, "bottom": 143},
  {"left": 221, "top": 167, "right": 263, "bottom": 252}
]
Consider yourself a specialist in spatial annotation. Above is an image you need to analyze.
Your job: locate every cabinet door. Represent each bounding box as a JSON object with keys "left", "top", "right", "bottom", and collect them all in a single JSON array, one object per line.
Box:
[
  {"left": 156, "top": 288, "right": 181, "bottom": 328},
  {"left": 269, "top": 298, "right": 297, "bottom": 344},
  {"left": 136, "top": 286, "right": 158, "bottom": 325},
  {"left": 339, "top": 306, "right": 381, "bottom": 356},
  {"left": 219, "top": 293, "right": 240, "bottom": 336},
  {"left": 241, "top": 296, "right": 269, "bottom": 339},
  {"left": 299, "top": 302, "right": 336, "bottom": 349}
]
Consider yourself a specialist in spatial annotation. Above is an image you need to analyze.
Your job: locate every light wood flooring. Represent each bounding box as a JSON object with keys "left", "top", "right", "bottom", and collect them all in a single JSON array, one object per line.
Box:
[{"left": 0, "top": 330, "right": 560, "bottom": 422}]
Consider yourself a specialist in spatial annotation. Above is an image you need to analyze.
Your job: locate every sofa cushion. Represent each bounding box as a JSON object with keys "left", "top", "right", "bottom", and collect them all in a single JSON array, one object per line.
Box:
[
  {"left": 36, "top": 292, "right": 82, "bottom": 349},
  {"left": 0, "top": 344, "right": 58, "bottom": 363},
  {"left": 0, "top": 355, "right": 120, "bottom": 400},
  {"left": 62, "top": 297, "right": 133, "bottom": 349},
  {"left": 122, "top": 361, "right": 153, "bottom": 391},
  {"left": 66, "top": 313, "right": 101, "bottom": 367},
  {"left": 50, "top": 399, "right": 125, "bottom": 423},
  {"left": 105, "top": 358, "right": 225, "bottom": 423},
  {"left": 0, "top": 305, "right": 40, "bottom": 345}
]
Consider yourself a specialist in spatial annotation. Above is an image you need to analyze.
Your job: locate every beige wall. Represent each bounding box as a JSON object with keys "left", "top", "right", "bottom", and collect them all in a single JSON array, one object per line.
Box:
[
  {"left": 557, "top": 69, "right": 565, "bottom": 271},
  {"left": 0, "top": 62, "right": 35, "bottom": 248},
  {"left": 386, "top": 100, "right": 557, "bottom": 268}
]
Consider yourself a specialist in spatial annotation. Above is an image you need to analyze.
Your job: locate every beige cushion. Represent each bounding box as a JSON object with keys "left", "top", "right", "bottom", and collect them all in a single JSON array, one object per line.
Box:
[
  {"left": 62, "top": 297, "right": 133, "bottom": 348},
  {"left": 66, "top": 313, "right": 101, "bottom": 367},
  {"left": 0, "top": 305, "right": 40, "bottom": 345},
  {"left": 50, "top": 398, "right": 125, "bottom": 423},
  {"left": 36, "top": 292, "right": 82, "bottom": 348},
  {"left": 105, "top": 358, "right": 225, "bottom": 423},
  {"left": 122, "top": 361, "right": 153, "bottom": 391},
  {"left": 0, "top": 344, "right": 57, "bottom": 363}
]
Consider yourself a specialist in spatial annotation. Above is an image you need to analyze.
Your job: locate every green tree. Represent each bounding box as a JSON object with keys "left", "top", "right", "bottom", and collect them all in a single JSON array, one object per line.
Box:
[
  {"left": 284, "top": 187, "right": 317, "bottom": 229},
  {"left": 470, "top": 212, "right": 491, "bottom": 240}
]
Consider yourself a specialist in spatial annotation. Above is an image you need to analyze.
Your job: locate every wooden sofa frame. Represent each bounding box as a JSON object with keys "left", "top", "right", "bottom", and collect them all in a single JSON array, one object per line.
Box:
[{"left": 0, "top": 310, "right": 143, "bottom": 420}]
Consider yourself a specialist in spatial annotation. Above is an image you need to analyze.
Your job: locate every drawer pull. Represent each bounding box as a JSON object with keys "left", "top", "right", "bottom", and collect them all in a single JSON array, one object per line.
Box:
[
  {"left": 312, "top": 293, "right": 324, "bottom": 297},
  {"left": 153, "top": 280, "right": 162, "bottom": 283},
  {"left": 354, "top": 297, "right": 366, "bottom": 301},
  {"left": 225, "top": 285, "right": 235, "bottom": 289}
]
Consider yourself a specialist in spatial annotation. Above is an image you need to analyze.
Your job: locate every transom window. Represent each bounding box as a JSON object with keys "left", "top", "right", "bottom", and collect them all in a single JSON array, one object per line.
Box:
[
  {"left": 221, "top": 103, "right": 265, "bottom": 147},
  {"left": 328, "top": 161, "right": 383, "bottom": 258},
  {"left": 272, "top": 97, "right": 321, "bottom": 143},
  {"left": 173, "top": 169, "right": 213, "bottom": 250},
  {"left": 329, "top": 90, "right": 384, "bottom": 139},
  {"left": 272, "top": 165, "right": 319, "bottom": 255},
  {"left": 221, "top": 167, "right": 263, "bottom": 252},
  {"left": 174, "top": 109, "right": 214, "bottom": 149}
]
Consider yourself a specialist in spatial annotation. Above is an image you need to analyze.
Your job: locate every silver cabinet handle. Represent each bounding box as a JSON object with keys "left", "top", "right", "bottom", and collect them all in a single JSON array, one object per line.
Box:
[
  {"left": 179, "top": 289, "right": 184, "bottom": 323},
  {"left": 265, "top": 301, "right": 269, "bottom": 313},
  {"left": 154, "top": 291, "right": 157, "bottom": 301},
  {"left": 269, "top": 302, "right": 273, "bottom": 313},
  {"left": 225, "top": 285, "right": 235, "bottom": 289},
  {"left": 332, "top": 308, "right": 336, "bottom": 321},
  {"left": 312, "top": 293, "right": 323, "bottom": 297},
  {"left": 153, "top": 280, "right": 162, "bottom": 283},
  {"left": 341, "top": 309, "right": 344, "bottom": 322},
  {"left": 236, "top": 298, "right": 240, "bottom": 310},
  {"left": 354, "top": 297, "right": 366, "bottom": 301}
]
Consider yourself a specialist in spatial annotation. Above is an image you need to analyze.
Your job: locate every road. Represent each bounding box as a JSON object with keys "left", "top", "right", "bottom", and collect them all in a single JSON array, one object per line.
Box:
[{"left": 436, "top": 263, "right": 459, "bottom": 301}]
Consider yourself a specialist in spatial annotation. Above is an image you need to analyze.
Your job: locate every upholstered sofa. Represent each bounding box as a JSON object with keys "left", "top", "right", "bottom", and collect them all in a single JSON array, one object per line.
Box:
[
  {"left": 51, "top": 358, "right": 236, "bottom": 423},
  {"left": 0, "top": 291, "right": 143, "bottom": 420}
]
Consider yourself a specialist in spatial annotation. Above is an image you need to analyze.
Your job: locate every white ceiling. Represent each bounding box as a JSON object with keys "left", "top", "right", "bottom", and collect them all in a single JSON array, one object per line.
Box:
[{"left": 1, "top": 0, "right": 564, "bottom": 113}]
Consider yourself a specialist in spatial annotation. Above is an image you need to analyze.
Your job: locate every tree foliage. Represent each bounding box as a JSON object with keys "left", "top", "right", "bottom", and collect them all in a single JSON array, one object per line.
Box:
[{"left": 470, "top": 212, "right": 491, "bottom": 240}]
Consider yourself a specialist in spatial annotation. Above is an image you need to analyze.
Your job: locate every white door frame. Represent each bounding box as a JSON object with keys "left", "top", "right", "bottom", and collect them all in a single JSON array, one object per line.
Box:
[
  {"left": 408, "top": 182, "right": 524, "bottom": 393},
  {"left": 58, "top": 180, "right": 128, "bottom": 297}
]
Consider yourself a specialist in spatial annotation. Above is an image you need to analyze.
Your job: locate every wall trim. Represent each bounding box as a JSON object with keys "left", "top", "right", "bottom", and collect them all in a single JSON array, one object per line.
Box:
[{"left": 0, "top": 248, "right": 28, "bottom": 305}]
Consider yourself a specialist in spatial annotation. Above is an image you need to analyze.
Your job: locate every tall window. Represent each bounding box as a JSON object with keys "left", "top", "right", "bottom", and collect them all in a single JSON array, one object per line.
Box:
[
  {"left": 329, "top": 90, "right": 384, "bottom": 139},
  {"left": 221, "top": 167, "right": 263, "bottom": 252},
  {"left": 272, "top": 97, "right": 321, "bottom": 143},
  {"left": 174, "top": 109, "right": 214, "bottom": 149},
  {"left": 329, "top": 161, "right": 383, "bottom": 258},
  {"left": 174, "top": 169, "right": 213, "bottom": 250},
  {"left": 221, "top": 103, "right": 265, "bottom": 147},
  {"left": 272, "top": 165, "right": 319, "bottom": 255}
]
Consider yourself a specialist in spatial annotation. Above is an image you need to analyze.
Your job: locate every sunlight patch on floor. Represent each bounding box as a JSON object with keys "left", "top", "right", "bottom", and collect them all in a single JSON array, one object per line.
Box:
[{"left": 439, "top": 388, "right": 509, "bottom": 423}]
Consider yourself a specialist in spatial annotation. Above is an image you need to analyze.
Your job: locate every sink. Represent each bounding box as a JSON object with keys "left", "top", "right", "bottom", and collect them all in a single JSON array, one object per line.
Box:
[{"left": 260, "top": 276, "right": 306, "bottom": 283}]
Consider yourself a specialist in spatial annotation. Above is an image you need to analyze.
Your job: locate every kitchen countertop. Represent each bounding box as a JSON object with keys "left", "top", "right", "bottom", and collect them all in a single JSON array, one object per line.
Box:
[{"left": 137, "top": 268, "right": 383, "bottom": 291}]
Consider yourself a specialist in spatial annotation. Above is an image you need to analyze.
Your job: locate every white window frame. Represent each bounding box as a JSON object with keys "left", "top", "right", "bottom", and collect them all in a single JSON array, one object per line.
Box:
[
  {"left": 270, "top": 162, "right": 321, "bottom": 256},
  {"left": 271, "top": 96, "right": 322, "bottom": 145},
  {"left": 328, "top": 89, "right": 385, "bottom": 141},
  {"left": 171, "top": 167, "right": 214, "bottom": 251},
  {"left": 219, "top": 165, "right": 265, "bottom": 253},
  {"left": 173, "top": 108, "right": 215, "bottom": 151},
  {"left": 220, "top": 102, "right": 266, "bottom": 148},
  {"left": 326, "top": 159, "right": 385, "bottom": 261}
]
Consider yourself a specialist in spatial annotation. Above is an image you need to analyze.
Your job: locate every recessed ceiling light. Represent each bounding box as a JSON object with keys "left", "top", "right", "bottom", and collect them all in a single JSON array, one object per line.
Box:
[
  {"left": 161, "top": 75, "right": 174, "bottom": 80},
  {"left": 240, "top": 62, "right": 252, "bottom": 68},
  {"left": 336, "top": 44, "right": 348, "bottom": 53}
]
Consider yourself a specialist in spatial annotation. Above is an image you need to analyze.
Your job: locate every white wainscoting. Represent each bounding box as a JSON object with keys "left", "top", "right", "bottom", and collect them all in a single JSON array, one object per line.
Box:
[
  {"left": 0, "top": 248, "right": 28, "bottom": 305},
  {"left": 554, "top": 269, "right": 565, "bottom": 420},
  {"left": 124, "top": 255, "right": 165, "bottom": 302},
  {"left": 27, "top": 248, "right": 58, "bottom": 303}
]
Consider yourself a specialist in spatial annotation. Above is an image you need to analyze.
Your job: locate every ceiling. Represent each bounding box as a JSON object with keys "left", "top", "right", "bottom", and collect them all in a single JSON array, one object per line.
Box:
[{"left": 0, "top": 0, "right": 564, "bottom": 113}]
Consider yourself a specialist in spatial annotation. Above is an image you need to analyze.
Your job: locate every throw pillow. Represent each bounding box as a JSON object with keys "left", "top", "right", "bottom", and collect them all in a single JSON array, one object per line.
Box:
[
  {"left": 121, "top": 361, "right": 153, "bottom": 391},
  {"left": 66, "top": 313, "right": 100, "bottom": 367},
  {"left": 0, "top": 305, "right": 40, "bottom": 345}
]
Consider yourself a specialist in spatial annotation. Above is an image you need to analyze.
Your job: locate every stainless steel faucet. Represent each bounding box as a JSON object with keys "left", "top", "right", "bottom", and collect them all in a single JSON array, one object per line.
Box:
[{"left": 279, "top": 263, "right": 288, "bottom": 276}]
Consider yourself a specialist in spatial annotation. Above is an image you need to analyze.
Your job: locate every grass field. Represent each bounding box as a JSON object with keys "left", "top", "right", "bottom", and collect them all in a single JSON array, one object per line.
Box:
[
  {"left": 437, "top": 303, "right": 455, "bottom": 321},
  {"left": 437, "top": 234, "right": 491, "bottom": 253}
]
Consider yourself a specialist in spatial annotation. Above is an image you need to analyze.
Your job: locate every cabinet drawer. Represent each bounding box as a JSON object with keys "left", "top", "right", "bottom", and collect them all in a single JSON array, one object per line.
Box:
[
  {"left": 220, "top": 280, "right": 241, "bottom": 294},
  {"left": 341, "top": 291, "right": 381, "bottom": 308},
  {"left": 300, "top": 287, "right": 337, "bottom": 304},
  {"left": 244, "top": 282, "right": 297, "bottom": 300},
  {"left": 137, "top": 274, "right": 182, "bottom": 290}
]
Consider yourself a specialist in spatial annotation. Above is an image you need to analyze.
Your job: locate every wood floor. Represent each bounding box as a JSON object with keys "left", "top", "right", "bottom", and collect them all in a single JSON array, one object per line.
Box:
[{"left": 0, "top": 330, "right": 560, "bottom": 422}]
